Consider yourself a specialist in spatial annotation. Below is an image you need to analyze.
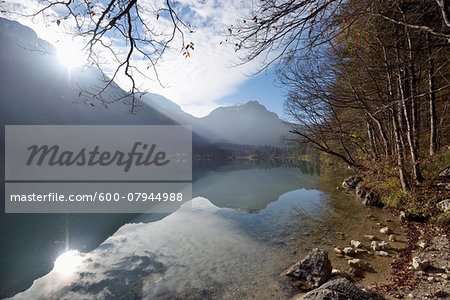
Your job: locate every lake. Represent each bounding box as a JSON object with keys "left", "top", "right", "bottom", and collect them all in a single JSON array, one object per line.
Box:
[{"left": 1, "top": 159, "right": 394, "bottom": 299}]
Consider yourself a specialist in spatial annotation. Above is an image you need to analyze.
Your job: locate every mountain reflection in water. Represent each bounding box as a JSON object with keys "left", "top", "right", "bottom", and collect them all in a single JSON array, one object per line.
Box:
[{"left": 4, "top": 160, "right": 324, "bottom": 299}]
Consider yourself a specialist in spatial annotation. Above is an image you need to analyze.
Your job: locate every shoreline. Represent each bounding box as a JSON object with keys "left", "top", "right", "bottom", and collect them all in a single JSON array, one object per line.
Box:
[{"left": 284, "top": 176, "right": 450, "bottom": 299}]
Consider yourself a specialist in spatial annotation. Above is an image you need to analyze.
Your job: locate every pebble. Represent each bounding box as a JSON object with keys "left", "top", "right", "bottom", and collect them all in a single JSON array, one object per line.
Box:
[
  {"left": 442, "top": 274, "right": 448, "bottom": 279},
  {"left": 364, "top": 235, "right": 377, "bottom": 241},
  {"left": 331, "top": 269, "right": 341, "bottom": 275},
  {"left": 427, "top": 276, "right": 434, "bottom": 282},
  {"left": 412, "top": 257, "right": 430, "bottom": 270},
  {"left": 376, "top": 251, "right": 389, "bottom": 257},
  {"left": 380, "top": 227, "right": 392, "bottom": 235},
  {"left": 399, "top": 211, "right": 406, "bottom": 221},
  {"left": 334, "top": 247, "right": 343, "bottom": 255},
  {"left": 350, "top": 240, "right": 362, "bottom": 248},
  {"left": 389, "top": 234, "right": 396, "bottom": 242},
  {"left": 343, "top": 247, "right": 356, "bottom": 257},
  {"left": 371, "top": 241, "right": 380, "bottom": 251},
  {"left": 418, "top": 241, "right": 427, "bottom": 249},
  {"left": 378, "top": 241, "right": 390, "bottom": 250}
]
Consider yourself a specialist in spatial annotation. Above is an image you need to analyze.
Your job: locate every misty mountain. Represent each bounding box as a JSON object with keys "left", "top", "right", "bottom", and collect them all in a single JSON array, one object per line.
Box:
[
  {"left": 0, "top": 18, "right": 178, "bottom": 126},
  {"left": 142, "top": 94, "right": 290, "bottom": 145},
  {"left": 0, "top": 17, "right": 289, "bottom": 146}
]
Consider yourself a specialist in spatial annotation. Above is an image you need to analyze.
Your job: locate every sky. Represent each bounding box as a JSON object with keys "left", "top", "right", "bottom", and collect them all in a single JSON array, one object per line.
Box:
[{"left": 2, "top": 0, "right": 287, "bottom": 119}]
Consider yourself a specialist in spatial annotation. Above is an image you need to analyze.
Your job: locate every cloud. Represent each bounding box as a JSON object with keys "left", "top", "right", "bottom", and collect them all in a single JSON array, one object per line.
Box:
[{"left": 3, "top": 0, "right": 262, "bottom": 117}]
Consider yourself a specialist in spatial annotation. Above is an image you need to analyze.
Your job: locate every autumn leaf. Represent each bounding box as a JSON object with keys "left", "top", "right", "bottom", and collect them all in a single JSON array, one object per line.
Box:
[
  {"left": 78, "top": 91, "right": 82, "bottom": 97},
  {"left": 56, "top": 19, "right": 61, "bottom": 26},
  {"left": 90, "top": 103, "right": 95, "bottom": 107}
]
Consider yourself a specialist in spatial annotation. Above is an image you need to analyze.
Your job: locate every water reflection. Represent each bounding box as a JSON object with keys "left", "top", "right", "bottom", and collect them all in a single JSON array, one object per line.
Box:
[
  {"left": 3, "top": 160, "right": 322, "bottom": 299},
  {"left": 10, "top": 198, "right": 303, "bottom": 300}
]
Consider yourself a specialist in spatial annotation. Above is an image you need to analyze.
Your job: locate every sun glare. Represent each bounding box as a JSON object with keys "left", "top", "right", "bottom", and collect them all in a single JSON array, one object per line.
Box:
[
  {"left": 54, "top": 250, "right": 82, "bottom": 275},
  {"left": 57, "top": 44, "right": 84, "bottom": 69}
]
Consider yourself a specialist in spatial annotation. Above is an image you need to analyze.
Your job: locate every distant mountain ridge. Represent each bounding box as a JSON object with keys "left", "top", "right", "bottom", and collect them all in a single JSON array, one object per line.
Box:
[
  {"left": 142, "top": 94, "right": 290, "bottom": 145},
  {"left": 0, "top": 17, "right": 289, "bottom": 146}
]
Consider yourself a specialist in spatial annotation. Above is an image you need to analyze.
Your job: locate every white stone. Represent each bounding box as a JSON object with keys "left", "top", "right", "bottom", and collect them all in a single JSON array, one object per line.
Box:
[
  {"left": 418, "top": 241, "right": 427, "bottom": 249},
  {"left": 371, "top": 241, "right": 380, "bottom": 251},
  {"left": 412, "top": 257, "right": 430, "bottom": 270},
  {"left": 364, "top": 235, "right": 376, "bottom": 241},
  {"left": 343, "top": 247, "right": 356, "bottom": 257},
  {"left": 378, "top": 241, "right": 390, "bottom": 250},
  {"left": 376, "top": 251, "right": 389, "bottom": 257},
  {"left": 389, "top": 235, "right": 396, "bottom": 242},
  {"left": 380, "top": 227, "right": 392, "bottom": 235},
  {"left": 350, "top": 240, "right": 362, "bottom": 248}
]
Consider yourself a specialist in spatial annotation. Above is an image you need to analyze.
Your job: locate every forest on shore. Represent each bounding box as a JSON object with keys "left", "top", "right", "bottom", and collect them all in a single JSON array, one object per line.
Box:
[{"left": 264, "top": 0, "right": 450, "bottom": 226}]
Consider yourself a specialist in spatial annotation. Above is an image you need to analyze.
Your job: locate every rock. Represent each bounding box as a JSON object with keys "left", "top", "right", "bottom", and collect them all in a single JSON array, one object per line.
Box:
[
  {"left": 399, "top": 211, "right": 406, "bottom": 221},
  {"left": 342, "top": 176, "right": 363, "bottom": 189},
  {"left": 331, "top": 269, "right": 341, "bottom": 276},
  {"left": 376, "top": 251, "right": 389, "bottom": 257},
  {"left": 348, "top": 258, "right": 366, "bottom": 271},
  {"left": 371, "top": 241, "right": 380, "bottom": 251},
  {"left": 412, "top": 257, "right": 430, "bottom": 270},
  {"left": 333, "top": 247, "right": 343, "bottom": 255},
  {"left": 356, "top": 183, "right": 368, "bottom": 198},
  {"left": 442, "top": 274, "right": 448, "bottom": 279},
  {"left": 437, "top": 199, "right": 450, "bottom": 212},
  {"left": 343, "top": 247, "right": 356, "bottom": 257},
  {"left": 389, "top": 235, "right": 396, "bottom": 242},
  {"left": 438, "top": 166, "right": 450, "bottom": 178},
  {"left": 380, "top": 227, "right": 392, "bottom": 235},
  {"left": 427, "top": 276, "right": 435, "bottom": 282},
  {"left": 298, "top": 277, "right": 381, "bottom": 300},
  {"left": 350, "top": 240, "right": 362, "bottom": 248},
  {"left": 417, "top": 241, "right": 427, "bottom": 249},
  {"left": 362, "top": 190, "right": 382, "bottom": 207},
  {"left": 378, "top": 241, "right": 390, "bottom": 250},
  {"left": 364, "top": 235, "right": 377, "bottom": 241},
  {"left": 285, "top": 248, "right": 332, "bottom": 288}
]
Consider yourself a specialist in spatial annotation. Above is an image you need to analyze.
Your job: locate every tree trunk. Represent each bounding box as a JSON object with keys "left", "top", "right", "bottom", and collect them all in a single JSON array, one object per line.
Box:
[
  {"left": 428, "top": 34, "right": 438, "bottom": 156},
  {"left": 367, "top": 119, "right": 378, "bottom": 158},
  {"left": 391, "top": 108, "right": 409, "bottom": 192}
]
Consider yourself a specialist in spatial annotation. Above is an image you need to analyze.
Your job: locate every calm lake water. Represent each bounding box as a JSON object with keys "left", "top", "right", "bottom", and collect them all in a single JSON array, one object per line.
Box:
[{"left": 1, "top": 159, "right": 374, "bottom": 299}]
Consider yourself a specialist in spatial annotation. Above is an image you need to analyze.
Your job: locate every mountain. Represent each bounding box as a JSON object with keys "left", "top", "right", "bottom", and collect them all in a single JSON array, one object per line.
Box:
[
  {"left": 199, "top": 101, "right": 289, "bottom": 145},
  {"left": 0, "top": 18, "right": 178, "bottom": 126},
  {"left": 142, "top": 94, "right": 290, "bottom": 145},
  {"left": 0, "top": 17, "right": 289, "bottom": 146}
]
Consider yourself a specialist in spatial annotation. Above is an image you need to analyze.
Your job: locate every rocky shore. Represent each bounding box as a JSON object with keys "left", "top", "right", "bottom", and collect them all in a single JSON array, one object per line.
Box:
[{"left": 282, "top": 176, "right": 450, "bottom": 300}]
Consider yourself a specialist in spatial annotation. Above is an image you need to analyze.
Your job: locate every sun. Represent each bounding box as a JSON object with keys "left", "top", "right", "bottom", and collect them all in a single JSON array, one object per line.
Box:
[
  {"left": 57, "top": 44, "right": 85, "bottom": 70},
  {"left": 53, "top": 250, "right": 82, "bottom": 275}
]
